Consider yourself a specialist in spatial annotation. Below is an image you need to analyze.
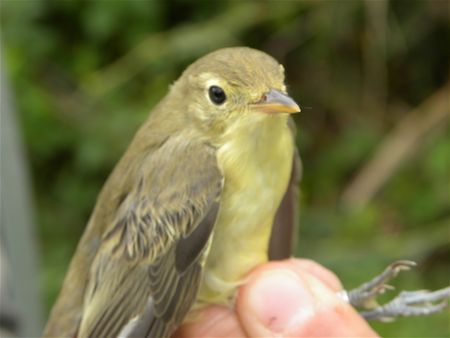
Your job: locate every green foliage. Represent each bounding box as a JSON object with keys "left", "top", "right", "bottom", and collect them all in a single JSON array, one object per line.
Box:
[{"left": 1, "top": 1, "right": 448, "bottom": 336}]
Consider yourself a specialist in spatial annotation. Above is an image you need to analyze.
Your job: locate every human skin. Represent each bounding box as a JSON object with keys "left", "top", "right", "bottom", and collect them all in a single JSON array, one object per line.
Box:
[{"left": 174, "top": 259, "right": 379, "bottom": 337}]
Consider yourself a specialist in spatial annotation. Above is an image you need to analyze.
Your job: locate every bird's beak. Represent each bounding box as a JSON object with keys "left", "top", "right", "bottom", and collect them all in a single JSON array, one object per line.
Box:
[{"left": 249, "top": 89, "right": 301, "bottom": 114}]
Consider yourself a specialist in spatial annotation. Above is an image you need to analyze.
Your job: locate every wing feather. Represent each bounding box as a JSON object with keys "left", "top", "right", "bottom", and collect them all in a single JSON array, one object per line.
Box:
[{"left": 77, "top": 139, "right": 223, "bottom": 338}]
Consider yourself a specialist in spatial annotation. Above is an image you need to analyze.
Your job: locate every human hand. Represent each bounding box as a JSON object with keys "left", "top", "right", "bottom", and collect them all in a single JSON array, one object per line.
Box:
[{"left": 174, "top": 259, "right": 379, "bottom": 337}]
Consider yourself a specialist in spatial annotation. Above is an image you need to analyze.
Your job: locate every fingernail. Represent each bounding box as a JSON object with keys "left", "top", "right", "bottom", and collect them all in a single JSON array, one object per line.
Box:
[{"left": 248, "top": 269, "right": 316, "bottom": 334}]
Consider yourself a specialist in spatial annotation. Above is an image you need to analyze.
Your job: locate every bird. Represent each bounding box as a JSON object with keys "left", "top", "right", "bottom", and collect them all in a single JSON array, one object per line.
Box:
[{"left": 43, "top": 47, "right": 301, "bottom": 338}]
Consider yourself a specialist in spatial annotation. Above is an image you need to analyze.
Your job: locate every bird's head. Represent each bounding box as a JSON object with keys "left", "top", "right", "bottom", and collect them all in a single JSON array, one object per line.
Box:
[{"left": 169, "top": 47, "right": 300, "bottom": 139}]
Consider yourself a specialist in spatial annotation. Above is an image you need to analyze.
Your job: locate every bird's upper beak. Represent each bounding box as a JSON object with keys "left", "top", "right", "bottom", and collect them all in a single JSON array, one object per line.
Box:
[{"left": 249, "top": 89, "right": 301, "bottom": 114}]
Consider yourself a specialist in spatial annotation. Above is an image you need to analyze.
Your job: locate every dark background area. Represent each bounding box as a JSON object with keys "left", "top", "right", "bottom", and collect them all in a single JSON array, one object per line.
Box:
[{"left": 1, "top": 1, "right": 449, "bottom": 336}]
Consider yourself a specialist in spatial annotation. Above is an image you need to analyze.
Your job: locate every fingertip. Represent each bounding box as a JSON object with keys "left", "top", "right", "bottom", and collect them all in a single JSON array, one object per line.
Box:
[
  {"left": 286, "top": 258, "right": 343, "bottom": 292},
  {"left": 237, "top": 266, "right": 316, "bottom": 336},
  {"left": 237, "top": 260, "right": 379, "bottom": 337}
]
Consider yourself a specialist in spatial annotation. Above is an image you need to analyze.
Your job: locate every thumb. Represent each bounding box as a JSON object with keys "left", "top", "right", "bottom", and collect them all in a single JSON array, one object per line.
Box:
[{"left": 236, "top": 260, "right": 379, "bottom": 337}]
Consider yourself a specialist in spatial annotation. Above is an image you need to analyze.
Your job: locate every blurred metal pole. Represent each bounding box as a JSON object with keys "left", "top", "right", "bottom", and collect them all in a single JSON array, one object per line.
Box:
[{"left": 0, "top": 42, "right": 44, "bottom": 337}]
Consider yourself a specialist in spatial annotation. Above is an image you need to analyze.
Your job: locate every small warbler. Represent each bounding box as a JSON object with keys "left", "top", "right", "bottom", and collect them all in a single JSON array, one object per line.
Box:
[{"left": 43, "top": 47, "right": 301, "bottom": 338}]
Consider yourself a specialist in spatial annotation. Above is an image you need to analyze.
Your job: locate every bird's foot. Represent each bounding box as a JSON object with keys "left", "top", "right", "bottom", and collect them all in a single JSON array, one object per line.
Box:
[
  {"left": 338, "top": 260, "right": 450, "bottom": 322},
  {"left": 359, "top": 288, "right": 450, "bottom": 322}
]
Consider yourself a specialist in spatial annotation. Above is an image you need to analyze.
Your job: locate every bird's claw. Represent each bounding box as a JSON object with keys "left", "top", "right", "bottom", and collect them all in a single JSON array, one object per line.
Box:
[
  {"left": 360, "top": 287, "right": 450, "bottom": 322},
  {"left": 342, "top": 260, "right": 416, "bottom": 308},
  {"left": 338, "top": 260, "right": 450, "bottom": 321}
]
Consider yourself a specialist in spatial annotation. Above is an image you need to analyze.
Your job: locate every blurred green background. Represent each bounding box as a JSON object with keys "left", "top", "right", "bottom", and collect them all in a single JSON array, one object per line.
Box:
[{"left": 1, "top": 0, "right": 449, "bottom": 337}]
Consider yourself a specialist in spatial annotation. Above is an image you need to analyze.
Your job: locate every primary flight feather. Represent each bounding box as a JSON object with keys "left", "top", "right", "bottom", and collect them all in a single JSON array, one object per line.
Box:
[{"left": 43, "top": 47, "right": 301, "bottom": 338}]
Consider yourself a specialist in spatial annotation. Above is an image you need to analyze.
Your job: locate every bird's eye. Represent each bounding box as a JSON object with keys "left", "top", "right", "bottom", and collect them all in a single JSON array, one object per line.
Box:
[{"left": 208, "top": 85, "right": 226, "bottom": 105}]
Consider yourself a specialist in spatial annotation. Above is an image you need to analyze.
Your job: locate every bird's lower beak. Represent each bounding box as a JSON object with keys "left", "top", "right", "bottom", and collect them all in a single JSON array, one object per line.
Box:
[{"left": 249, "top": 89, "right": 301, "bottom": 114}]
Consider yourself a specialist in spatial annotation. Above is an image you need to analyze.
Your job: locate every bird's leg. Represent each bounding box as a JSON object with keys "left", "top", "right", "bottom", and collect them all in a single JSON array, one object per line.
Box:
[{"left": 337, "top": 260, "right": 450, "bottom": 322}]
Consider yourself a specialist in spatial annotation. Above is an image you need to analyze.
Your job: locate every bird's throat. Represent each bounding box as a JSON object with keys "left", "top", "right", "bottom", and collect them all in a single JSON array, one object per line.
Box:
[{"left": 197, "top": 114, "right": 294, "bottom": 305}]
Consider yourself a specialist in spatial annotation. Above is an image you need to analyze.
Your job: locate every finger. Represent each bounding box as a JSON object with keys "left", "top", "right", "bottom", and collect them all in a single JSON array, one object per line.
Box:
[
  {"left": 173, "top": 305, "right": 246, "bottom": 338},
  {"left": 237, "top": 261, "right": 379, "bottom": 337},
  {"left": 286, "top": 258, "right": 343, "bottom": 292}
]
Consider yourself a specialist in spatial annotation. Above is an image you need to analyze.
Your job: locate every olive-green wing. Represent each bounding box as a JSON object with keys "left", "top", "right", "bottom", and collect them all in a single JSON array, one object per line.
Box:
[
  {"left": 269, "top": 118, "right": 302, "bottom": 260},
  {"left": 77, "top": 139, "right": 223, "bottom": 338}
]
